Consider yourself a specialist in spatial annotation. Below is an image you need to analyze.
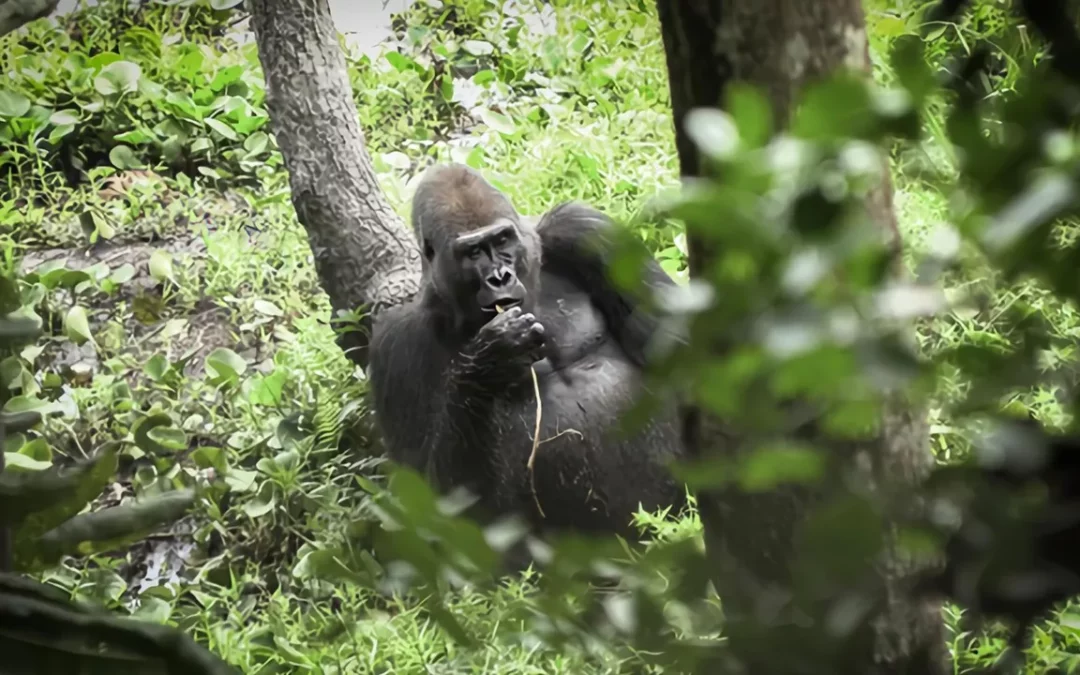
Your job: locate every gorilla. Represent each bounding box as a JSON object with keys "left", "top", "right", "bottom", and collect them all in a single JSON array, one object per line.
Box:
[{"left": 367, "top": 163, "right": 687, "bottom": 543}]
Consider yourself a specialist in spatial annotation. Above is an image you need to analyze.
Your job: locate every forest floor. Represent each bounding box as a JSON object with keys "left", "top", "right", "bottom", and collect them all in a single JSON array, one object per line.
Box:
[{"left": 6, "top": 1, "right": 1080, "bottom": 672}]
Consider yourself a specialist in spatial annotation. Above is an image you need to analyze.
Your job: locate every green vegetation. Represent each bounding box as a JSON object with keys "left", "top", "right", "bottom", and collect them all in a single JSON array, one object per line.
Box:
[{"left": 2, "top": 0, "right": 1080, "bottom": 672}]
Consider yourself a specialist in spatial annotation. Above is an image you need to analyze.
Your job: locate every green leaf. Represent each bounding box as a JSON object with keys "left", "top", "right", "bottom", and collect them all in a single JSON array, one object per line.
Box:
[
  {"left": 135, "top": 595, "right": 173, "bottom": 624},
  {"left": 204, "top": 347, "right": 247, "bottom": 386},
  {"left": 253, "top": 298, "right": 282, "bottom": 317},
  {"left": 384, "top": 51, "right": 418, "bottom": 72},
  {"left": 738, "top": 444, "right": 826, "bottom": 491},
  {"left": 684, "top": 108, "right": 739, "bottom": 160},
  {"left": 148, "top": 249, "right": 175, "bottom": 284},
  {"left": 114, "top": 128, "right": 153, "bottom": 144},
  {"left": 0, "top": 90, "right": 31, "bottom": 118},
  {"left": 243, "top": 131, "right": 269, "bottom": 155},
  {"left": 209, "top": 64, "right": 245, "bottom": 91},
  {"left": 462, "top": 40, "right": 495, "bottom": 56},
  {"left": 49, "top": 110, "right": 80, "bottom": 126},
  {"left": 874, "top": 15, "right": 908, "bottom": 37},
  {"left": 192, "top": 446, "right": 227, "bottom": 473},
  {"left": 3, "top": 453, "right": 52, "bottom": 472},
  {"left": 48, "top": 123, "right": 76, "bottom": 143},
  {"left": 889, "top": 35, "right": 936, "bottom": 103},
  {"left": 144, "top": 354, "right": 169, "bottom": 382},
  {"left": 108, "top": 144, "right": 143, "bottom": 170},
  {"left": 248, "top": 369, "right": 287, "bottom": 407},
  {"left": 726, "top": 84, "right": 773, "bottom": 150},
  {"left": 292, "top": 547, "right": 367, "bottom": 584},
  {"left": 94, "top": 60, "right": 142, "bottom": 97},
  {"left": 241, "top": 481, "right": 276, "bottom": 518},
  {"left": 108, "top": 263, "right": 136, "bottom": 285},
  {"left": 18, "top": 438, "right": 52, "bottom": 463},
  {"left": 477, "top": 108, "right": 516, "bottom": 136},
  {"left": 204, "top": 117, "right": 238, "bottom": 141},
  {"left": 792, "top": 74, "right": 874, "bottom": 141},
  {"left": 146, "top": 425, "right": 188, "bottom": 452},
  {"left": 63, "top": 305, "right": 94, "bottom": 346},
  {"left": 224, "top": 468, "right": 257, "bottom": 493},
  {"left": 132, "top": 412, "right": 179, "bottom": 455}
]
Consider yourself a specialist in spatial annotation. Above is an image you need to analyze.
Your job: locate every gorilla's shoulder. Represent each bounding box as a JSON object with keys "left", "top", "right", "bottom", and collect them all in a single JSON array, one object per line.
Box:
[{"left": 535, "top": 201, "right": 615, "bottom": 237}]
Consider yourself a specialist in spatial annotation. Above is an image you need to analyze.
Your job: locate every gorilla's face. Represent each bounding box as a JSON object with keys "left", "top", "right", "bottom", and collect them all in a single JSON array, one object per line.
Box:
[{"left": 430, "top": 219, "right": 535, "bottom": 334}]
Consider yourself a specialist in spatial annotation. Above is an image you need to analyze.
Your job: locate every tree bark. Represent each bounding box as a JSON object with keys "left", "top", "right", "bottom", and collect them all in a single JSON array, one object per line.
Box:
[
  {"left": 0, "top": 0, "right": 59, "bottom": 37},
  {"left": 248, "top": 0, "right": 420, "bottom": 368},
  {"left": 656, "top": 1, "right": 948, "bottom": 672}
]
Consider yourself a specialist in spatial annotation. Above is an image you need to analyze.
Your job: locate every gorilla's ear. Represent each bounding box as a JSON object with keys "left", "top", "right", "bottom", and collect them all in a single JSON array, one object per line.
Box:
[{"left": 423, "top": 239, "right": 435, "bottom": 260}]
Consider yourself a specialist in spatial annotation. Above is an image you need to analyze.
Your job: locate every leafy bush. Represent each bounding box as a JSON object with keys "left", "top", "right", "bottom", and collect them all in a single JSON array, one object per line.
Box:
[
  {"left": 4, "top": 0, "right": 1080, "bottom": 673},
  {"left": 0, "top": 0, "right": 272, "bottom": 192}
]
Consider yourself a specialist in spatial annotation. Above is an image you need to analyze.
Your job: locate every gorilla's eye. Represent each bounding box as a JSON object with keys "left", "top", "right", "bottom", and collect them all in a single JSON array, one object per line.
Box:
[
  {"left": 423, "top": 241, "right": 435, "bottom": 260},
  {"left": 467, "top": 247, "right": 482, "bottom": 260}
]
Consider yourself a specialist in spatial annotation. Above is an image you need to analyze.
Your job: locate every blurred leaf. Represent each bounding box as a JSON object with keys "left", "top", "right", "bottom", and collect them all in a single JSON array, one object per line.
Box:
[
  {"left": 2, "top": 445, "right": 118, "bottom": 535},
  {"left": 726, "top": 84, "right": 773, "bottom": 150},
  {"left": 34, "top": 489, "right": 196, "bottom": 566},
  {"left": 3, "top": 453, "right": 52, "bottom": 472},
  {"left": 738, "top": 444, "right": 826, "bottom": 491},
  {"left": 0, "top": 90, "right": 30, "bottom": 118}
]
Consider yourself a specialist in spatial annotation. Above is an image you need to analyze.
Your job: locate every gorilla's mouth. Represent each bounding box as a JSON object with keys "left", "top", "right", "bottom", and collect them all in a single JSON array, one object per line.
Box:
[{"left": 483, "top": 298, "right": 522, "bottom": 313}]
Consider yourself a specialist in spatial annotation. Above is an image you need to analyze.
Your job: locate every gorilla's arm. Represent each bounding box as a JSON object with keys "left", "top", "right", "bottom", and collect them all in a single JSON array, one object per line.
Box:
[
  {"left": 367, "top": 304, "right": 440, "bottom": 472},
  {"left": 536, "top": 202, "right": 679, "bottom": 368},
  {"left": 368, "top": 302, "right": 542, "bottom": 496}
]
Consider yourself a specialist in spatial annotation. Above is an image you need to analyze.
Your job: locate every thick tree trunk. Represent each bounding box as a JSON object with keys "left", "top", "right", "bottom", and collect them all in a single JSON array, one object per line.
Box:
[
  {"left": 0, "top": 0, "right": 59, "bottom": 36},
  {"left": 656, "top": 1, "right": 948, "bottom": 672},
  {"left": 248, "top": 0, "right": 420, "bottom": 368}
]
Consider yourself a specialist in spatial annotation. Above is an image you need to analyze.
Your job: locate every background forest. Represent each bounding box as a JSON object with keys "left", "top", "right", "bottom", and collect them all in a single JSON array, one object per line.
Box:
[{"left": 3, "top": 0, "right": 1080, "bottom": 673}]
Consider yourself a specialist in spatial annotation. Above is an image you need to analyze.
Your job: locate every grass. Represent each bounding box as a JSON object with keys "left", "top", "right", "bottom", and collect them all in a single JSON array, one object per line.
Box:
[{"left": 4, "top": 0, "right": 1080, "bottom": 673}]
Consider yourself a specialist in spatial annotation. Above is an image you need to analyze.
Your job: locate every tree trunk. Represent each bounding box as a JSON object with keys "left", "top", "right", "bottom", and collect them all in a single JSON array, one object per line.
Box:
[
  {"left": 248, "top": 0, "right": 420, "bottom": 368},
  {"left": 656, "top": 1, "right": 949, "bottom": 672},
  {"left": 0, "top": 0, "right": 59, "bottom": 37}
]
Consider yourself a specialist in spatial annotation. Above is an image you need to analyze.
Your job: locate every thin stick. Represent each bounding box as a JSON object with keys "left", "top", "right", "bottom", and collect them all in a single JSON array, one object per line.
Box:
[{"left": 497, "top": 304, "right": 546, "bottom": 518}]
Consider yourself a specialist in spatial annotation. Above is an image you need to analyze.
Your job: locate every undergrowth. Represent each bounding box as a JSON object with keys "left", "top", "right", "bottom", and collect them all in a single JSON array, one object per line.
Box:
[{"left": 2, "top": 0, "right": 1080, "bottom": 672}]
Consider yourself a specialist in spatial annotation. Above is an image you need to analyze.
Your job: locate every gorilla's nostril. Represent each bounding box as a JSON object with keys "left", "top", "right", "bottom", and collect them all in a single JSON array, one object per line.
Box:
[{"left": 487, "top": 268, "right": 513, "bottom": 287}]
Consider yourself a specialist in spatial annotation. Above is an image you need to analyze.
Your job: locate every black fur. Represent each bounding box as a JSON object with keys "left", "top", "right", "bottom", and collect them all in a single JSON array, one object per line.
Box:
[{"left": 368, "top": 164, "right": 687, "bottom": 541}]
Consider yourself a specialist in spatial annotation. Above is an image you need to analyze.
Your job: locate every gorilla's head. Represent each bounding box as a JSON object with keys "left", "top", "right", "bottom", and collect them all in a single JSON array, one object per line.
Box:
[{"left": 411, "top": 163, "right": 542, "bottom": 334}]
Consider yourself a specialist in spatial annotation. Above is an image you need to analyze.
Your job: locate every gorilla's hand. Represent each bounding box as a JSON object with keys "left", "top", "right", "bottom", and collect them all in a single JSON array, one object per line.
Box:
[{"left": 464, "top": 306, "right": 545, "bottom": 383}]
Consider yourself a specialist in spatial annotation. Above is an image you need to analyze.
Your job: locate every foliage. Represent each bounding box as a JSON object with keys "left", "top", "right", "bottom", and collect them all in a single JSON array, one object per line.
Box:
[
  {"left": 0, "top": 571, "right": 236, "bottom": 674},
  {"left": 0, "top": 0, "right": 273, "bottom": 192},
  {"left": 2, "top": 0, "right": 1080, "bottom": 673},
  {"left": 0, "top": 251, "right": 209, "bottom": 574}
]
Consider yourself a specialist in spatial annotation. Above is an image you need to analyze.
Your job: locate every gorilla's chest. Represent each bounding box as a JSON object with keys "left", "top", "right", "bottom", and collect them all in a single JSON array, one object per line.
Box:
[
  {"left": 512, "top": 273, "right": 643, "bottom": 429},
  {"left": 531, "top": 273, "right": 610, "bottom": 371}
]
